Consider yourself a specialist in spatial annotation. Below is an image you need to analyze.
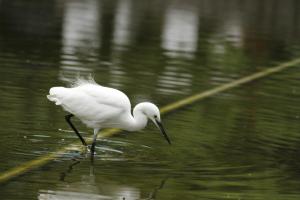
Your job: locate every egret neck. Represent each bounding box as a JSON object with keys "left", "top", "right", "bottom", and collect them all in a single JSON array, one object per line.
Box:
[{"left": 125, "top": 103, "right": 149, "bottom": 131}]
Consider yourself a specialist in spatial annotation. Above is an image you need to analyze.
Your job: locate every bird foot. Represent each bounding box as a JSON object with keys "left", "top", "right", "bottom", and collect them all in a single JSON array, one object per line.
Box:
[
  {"left": 85, "top": 145, "right": 91, "bottom": 153},
  {"left": 86, "top": 145, "right": 97, "bottom": 155}
]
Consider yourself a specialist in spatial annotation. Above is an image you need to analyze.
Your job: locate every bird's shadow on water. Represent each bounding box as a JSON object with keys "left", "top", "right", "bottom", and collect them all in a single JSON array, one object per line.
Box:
[
  {"left": 59, "top": 158, "right": 81, "bottom": 182},
  {"left": 58, "top": 156, "right": 170, "bottom": 199},
  {"left": 58, "top": 150, "right": 95, "bottom": 182},
  {"left": 144, "top": 177, "right": 169, "bottom": 200},
  {"left": 58, "top": 137, "right": 124, "bottom": 181}
]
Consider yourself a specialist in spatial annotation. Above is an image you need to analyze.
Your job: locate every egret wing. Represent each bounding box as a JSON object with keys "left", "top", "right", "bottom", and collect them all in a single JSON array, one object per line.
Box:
[
  {"left": 75, "top": 84, "right": 131, "bottom": 111},
  {"left": 48, "top": 84, "right": 132, "bottom": 128}
]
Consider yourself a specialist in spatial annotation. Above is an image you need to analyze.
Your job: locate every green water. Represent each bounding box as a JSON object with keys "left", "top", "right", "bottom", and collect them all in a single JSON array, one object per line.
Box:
[{"left": 1, "top": 0, "right": 300, "bottom": 199}]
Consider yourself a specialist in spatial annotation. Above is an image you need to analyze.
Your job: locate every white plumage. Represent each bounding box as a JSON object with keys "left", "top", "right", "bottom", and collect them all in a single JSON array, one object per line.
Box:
[
  {"left": 47, "top": 79, "right": 170, "bottom": 155},
  {"left": 48, "top": 84, "right": 131, "bottom": 129}
]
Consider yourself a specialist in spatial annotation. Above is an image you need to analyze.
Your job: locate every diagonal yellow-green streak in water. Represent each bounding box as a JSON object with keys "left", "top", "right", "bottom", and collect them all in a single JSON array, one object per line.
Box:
[{"left": 0, "top": 58, "right": 300, "bottom": 184}]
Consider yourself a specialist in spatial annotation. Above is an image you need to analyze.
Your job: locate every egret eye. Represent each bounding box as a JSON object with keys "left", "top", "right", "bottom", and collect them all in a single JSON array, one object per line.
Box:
[{"left": 154, "top": 115, "right": 158, "bottom": 119}]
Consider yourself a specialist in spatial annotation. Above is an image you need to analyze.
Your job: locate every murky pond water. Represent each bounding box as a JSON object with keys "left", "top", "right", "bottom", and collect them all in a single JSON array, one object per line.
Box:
[{"left": 1, "top": 0, "right": 300, "bottom": 199}]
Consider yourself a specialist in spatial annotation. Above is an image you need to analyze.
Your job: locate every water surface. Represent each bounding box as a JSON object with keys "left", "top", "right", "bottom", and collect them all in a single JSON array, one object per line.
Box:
[{"left": 0, "top": 0, "right": 300, "bottom": 199}]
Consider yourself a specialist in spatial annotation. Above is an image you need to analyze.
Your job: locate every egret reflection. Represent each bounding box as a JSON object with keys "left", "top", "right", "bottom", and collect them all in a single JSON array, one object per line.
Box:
[{"left": 39, "top": 159, "right": 169, "bottom": 200}]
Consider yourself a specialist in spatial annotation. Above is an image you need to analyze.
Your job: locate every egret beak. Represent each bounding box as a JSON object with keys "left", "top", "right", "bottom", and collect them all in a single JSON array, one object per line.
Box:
[{"left": 154, "top": 119, "right": 171, "bottom": 145}]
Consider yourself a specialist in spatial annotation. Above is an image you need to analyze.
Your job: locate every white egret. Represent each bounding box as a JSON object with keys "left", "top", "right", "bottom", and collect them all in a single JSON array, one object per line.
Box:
[{"left": 47, "top": 79, "right": 171, "bottom": 155}]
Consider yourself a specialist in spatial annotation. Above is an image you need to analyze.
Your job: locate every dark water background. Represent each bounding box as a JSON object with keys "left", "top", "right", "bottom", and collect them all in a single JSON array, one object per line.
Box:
[{"left": 0, "top": 0, "right": 300, "bottom": 199}]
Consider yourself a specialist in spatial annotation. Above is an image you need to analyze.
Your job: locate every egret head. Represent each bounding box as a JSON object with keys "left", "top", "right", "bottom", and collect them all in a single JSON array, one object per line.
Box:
[{"left": 140, "top": 102, "right": 171, "bottom": 145}]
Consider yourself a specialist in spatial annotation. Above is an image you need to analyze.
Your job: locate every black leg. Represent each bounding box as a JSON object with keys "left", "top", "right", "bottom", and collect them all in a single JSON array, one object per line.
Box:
[
  {"left": 90, "top": 129, "right": 98, "bottom": 158},
  {"left": 90, "top": 139, "right": 96, "bottom": 162},
  {"left": 91, "top": 141, "right": 96, "bottom": 155},
  {"left": 65, "top": 114, "right": 87, "bottom": 146}
]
